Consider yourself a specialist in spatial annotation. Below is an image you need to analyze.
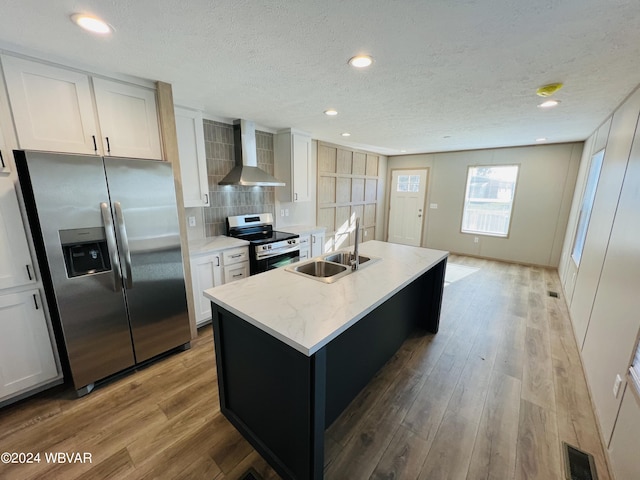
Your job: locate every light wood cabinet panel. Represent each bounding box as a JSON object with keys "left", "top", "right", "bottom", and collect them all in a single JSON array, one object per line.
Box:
[
  {"left": 335, "top": 206, "right": 351, "bottom": 233},
  {"left": 364, "top": 204, "right": 376, "bottom": 226},
  {"left": 92, "top": 77, "right": 162, "bottom": 160},
  {"left": 318, "top": 144, "right": 337, "bottom": 173},
  {"left": 353, "top": 152, "right": 366, "bottom": 175},
  {"left": 318, "top": 208, "right": 335, "bottom": 232},
  {"left": 0, "top": 177, "right": 35, "bottom": 290},
  {"left": 336, "top": 178, "right": 352, "bottom": 204},
  {"left": 317, "top": 142, "right": 383, "bottom": 251},
  {"left": 366, "top": 154, "right": 379, "bottom": 176},
  {"left": 337, "top": 149, "right": 352, "bottom": 174},
  {"left": 365, "top": 178, "right": 378, "bottom": 202},
  {"left": 363, "top": 226, "right": 375, "bottom": 241},
  {"left": 352, "top": 178, "right": 365, "bottom": 203},
  {"left": 318, "top": 177, "right": 336, "bottom": 204},
  {"left": 0, "top": 289, "right": 58, "bottom": 400},
  {"left": 1, "top": 55, "right": 99, "bottom": 155},
  {"left": 174, "top": 107, "right": 209, "bottom": 207}
]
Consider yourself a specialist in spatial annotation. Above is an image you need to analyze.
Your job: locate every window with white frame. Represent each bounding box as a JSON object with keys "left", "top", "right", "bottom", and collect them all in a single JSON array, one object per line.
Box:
[
  {"left": 631, "top": 336, "right": 640, "bottom": 395},
  {"left": 461, "top": 165, "right": 519, "bottom": 237},
  {"left": 571, "top": 149, "right": 605, "bottom": 266}
]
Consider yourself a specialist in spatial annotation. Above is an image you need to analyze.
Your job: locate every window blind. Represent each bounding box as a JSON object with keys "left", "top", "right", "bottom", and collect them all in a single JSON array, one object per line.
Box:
[{"left": 631, "top": 339, "right": 640, "bottom": 394}]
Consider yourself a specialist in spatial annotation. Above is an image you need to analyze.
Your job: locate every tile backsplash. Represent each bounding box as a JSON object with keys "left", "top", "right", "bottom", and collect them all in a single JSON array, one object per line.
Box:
[{"left": 202, "top": 120, "right": 275, "bottom": 236}]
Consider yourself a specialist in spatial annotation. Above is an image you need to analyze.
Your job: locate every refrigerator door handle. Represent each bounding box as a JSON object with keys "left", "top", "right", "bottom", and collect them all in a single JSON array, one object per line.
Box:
[
  {"left": 100, "top": 202, "right": 122, "bottom": 292},
  {"left": 113, "top": 201, "right": 133, "bottom": 289}
]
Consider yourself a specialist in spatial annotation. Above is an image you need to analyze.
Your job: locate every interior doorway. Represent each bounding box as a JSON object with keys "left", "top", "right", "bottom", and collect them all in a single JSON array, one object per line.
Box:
[{"left": 387, "top": 168, "right": 428, "bottom": 246}]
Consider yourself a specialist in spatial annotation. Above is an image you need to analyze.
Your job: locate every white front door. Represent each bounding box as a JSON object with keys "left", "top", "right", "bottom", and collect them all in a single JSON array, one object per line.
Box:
[{"left": 387, "top": 169, "right": 428, "bottom": 246}]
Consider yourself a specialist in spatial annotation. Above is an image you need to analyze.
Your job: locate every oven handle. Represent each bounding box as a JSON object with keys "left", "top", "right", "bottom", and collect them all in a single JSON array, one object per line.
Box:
[{"left": 255, "top": 244, "right": 300, "bottom": 260}]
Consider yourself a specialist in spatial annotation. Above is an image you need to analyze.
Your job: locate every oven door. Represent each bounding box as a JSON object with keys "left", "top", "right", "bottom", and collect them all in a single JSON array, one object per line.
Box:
[{"left": 252, "top": 246, "right": 300, "bottom": 274}]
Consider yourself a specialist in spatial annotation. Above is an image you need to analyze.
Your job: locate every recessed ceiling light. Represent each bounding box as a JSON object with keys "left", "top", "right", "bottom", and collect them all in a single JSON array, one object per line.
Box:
[
  {"left": 341, "top": 132, "right": 351, "bottom": 137},
  {"left": 536, "top": 137, "right": 548, "bottom": 142},
  {"left": 348, "top": 55, "right": 373, "bottom": 68},
  {"left": 400, "top": 149, "right": 407, "bottom": 153},
  {"left": 71, "top": 13, "right": 112, "bottom": 34},
  {"left": 324, "top": 109, "right": 338, "bottom": 116},
  {"left": 538, "top": 99, "right": 560, "bottom": 109}
]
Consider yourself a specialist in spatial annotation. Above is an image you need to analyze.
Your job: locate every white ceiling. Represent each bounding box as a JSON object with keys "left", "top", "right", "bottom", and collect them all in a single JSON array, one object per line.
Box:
[{"left": 1, "top": 0, "right": 639, "bottom": 155}]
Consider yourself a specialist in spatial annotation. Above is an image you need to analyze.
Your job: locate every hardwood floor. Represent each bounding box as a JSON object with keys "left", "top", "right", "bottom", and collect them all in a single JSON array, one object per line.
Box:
[{"left": 0, "top": 255, "right": 612, "bottom": 480}]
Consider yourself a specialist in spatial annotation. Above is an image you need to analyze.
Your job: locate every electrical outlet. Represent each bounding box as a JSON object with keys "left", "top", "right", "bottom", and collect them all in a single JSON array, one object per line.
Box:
[
  {"left": 285, "top": 209, "right": 289, "bottom": 217},
  {"left": 613, "top": 374, "right": 623, "bottom": 398},
  {"left": 474, "top": 236, "right": 479, "bottom": 243},
  {"left": 430, "top": 203, "right": 438, "bottom": 209},
  {"left": 188, "top": 216, "right": 196, "bottom": 227},
  {"left": 280, "top": 209, "right": 285, "bottom": 217}
]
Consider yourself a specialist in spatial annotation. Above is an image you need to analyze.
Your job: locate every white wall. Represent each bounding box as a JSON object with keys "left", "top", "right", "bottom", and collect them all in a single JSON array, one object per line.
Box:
[
  {"left": 387, "top": 143, "right": 582, "bottom": 267},
  {"left": 559, "top": 84, "right": 640, "bottom": 480}
]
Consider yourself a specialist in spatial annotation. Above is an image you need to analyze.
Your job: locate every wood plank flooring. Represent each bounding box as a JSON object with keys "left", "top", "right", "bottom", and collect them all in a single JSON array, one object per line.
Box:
[{"left": 0, "top": 255, "right": 612, "bottom": 480}]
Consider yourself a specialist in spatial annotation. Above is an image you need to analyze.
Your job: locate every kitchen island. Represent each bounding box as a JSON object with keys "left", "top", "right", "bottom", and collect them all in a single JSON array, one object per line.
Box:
[{"left": 204, "top": 240, "right": 448, "bottom": 480}]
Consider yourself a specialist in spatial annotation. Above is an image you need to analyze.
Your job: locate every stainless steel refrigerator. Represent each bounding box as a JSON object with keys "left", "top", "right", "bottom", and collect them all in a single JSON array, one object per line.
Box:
[{"left": 15, "top": 150, "right": 191, "bottom": 396}]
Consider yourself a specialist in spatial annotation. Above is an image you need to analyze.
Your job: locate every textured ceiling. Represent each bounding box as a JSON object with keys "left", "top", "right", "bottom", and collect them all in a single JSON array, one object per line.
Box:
[{"left": 1, "top": 0, "right": 639, "bottom": 155}]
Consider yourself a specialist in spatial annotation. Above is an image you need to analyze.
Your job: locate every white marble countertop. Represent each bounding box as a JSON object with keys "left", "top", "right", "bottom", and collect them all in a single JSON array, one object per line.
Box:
[
  {"left": 188, "top": 236, "right": 250, "bottom": 256},
  {"left": 204, "top": 240, "right": 448, "bottom": 356},
  {"left": 277, "top": 224, "right": 326, "bottom": 235}
]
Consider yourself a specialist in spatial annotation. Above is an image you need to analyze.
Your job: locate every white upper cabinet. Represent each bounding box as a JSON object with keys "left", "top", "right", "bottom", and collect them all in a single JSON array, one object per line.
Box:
[
  {"left": 174, "top": 107, "right": 209, "bottom": 207},
  {"left": 92, "top": 77, "right": 162, "bottom": 159},
  {"left": 275, "top": 129, "right": 311, "bottom": 202},
  {"left": 0, "top": 289, "right": 58, "bottom": 400},
  {"left": 0, "top": 177, "right": 35, "bottom": 290},
  {"left": 1, "top": 55, "right": 99, "bottom": 155},
  {"left": 1, "top": 55, "right": 162, "bottom": 160}
]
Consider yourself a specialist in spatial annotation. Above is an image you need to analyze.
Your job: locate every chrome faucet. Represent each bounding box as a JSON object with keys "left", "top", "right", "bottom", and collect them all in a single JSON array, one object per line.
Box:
[{"left": 351, "top": 217, "right": 360, "bottom": 270}]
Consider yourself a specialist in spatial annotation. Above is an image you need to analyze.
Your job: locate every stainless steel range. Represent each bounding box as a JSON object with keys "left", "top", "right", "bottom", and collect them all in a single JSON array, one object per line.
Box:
[{"left": 226, "top": 213, "right": 300, "bottom": 274}]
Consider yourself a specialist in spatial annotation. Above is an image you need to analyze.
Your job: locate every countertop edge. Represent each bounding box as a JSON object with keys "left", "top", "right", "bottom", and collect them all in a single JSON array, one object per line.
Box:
[{"left": 205, "top": 243, "right": 448, "bottom": 356}]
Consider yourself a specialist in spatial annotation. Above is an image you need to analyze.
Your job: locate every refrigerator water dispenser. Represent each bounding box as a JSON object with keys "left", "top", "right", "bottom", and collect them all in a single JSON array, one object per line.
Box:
[{"left": 60, "top": 227, "right": 111, "bottom": 278}]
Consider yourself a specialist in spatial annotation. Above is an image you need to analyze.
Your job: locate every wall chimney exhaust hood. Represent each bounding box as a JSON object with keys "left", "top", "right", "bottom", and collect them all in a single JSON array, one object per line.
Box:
[{"left": 218, "top": 119, "right": 285, "bottom": 187}]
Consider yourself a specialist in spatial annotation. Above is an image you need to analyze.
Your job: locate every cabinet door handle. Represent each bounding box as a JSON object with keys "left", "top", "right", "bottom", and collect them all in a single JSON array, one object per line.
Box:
[
  {"left": 216, "top": 256, "right": 220, "bottom": 267},
  {"left": 294, "top": 193, "right": 298, "bottom": 201},
  {"left": 105, "top": 137, "right": 111, "bottom": 153},
  {"left": 230, "top": 254, "right": 242, "bottom": 258},
  {"left": 92, "top": 135, "right": 98, "bottom": 152},
  {"left": 312, "top": 235, "right": 316, "bottom": 244},
  {"left": 26, "top": 264, "right": 33, "bottom": 280},
  {"left": 0, "top": 151, "right": 5, "bottom": 168},
  {"left": 33, "top": 293, "right": 39, "bottom": 310},
  {"left": 204, "top": 193, "right": 209, "bottom": 205},
  {"left": 232, "top": 273, "right": 243, "bottom": 278}
]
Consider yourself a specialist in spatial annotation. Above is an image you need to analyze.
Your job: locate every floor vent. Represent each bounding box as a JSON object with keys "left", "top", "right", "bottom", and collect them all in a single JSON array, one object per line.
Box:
[
  {"left": 241, "top": 468, "right": 263, "bottom": 480},
  {"left": 548, "top": 290, "right": 559, "bottom": 298},
  {"left": 562, "top": 442, "right": 598, "bottom": 480}
]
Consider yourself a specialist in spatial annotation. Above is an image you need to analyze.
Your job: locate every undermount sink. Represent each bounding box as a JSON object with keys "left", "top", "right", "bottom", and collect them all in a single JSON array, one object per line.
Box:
[
  {"left": 292, "top": 260, "right": 348, "bottom": 278},
  {"left": 322, "top": 252, "right": 372, "bottom": 266}
]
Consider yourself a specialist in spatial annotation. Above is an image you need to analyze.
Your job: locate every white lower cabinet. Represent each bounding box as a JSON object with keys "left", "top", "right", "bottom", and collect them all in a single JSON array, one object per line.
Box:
[
  {"left": 190, "top": 254, "right": 223, "bottom": 326},
  {"left": 299, "top": 234, "right": 311, "bottom": 261},
  {"left": 293, "top": 228, "right": 325, "bottom": 262},
  {"left": 311, "top": 231, "right": 325, "bottom": 257},
  {"left": 0, "top": 289, "right": 58, "bottom": 401},
  {"left": 190, "top": 245, "right": 249, "bottom": 326}
]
